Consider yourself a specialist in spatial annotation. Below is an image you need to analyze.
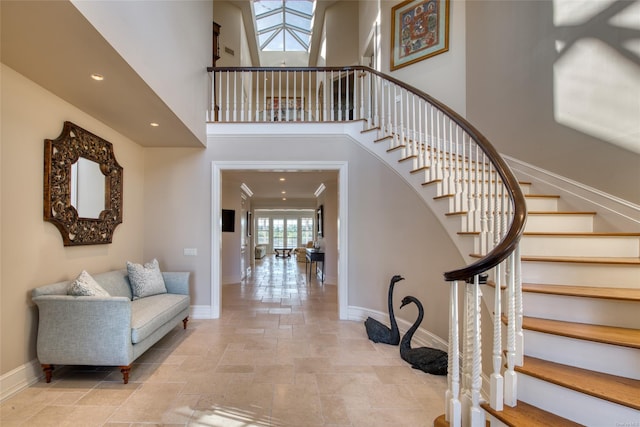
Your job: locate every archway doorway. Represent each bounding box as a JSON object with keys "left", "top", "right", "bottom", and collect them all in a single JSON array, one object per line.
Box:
[{"left": 211, "top": 161, "right": 349, "bottom": 319}]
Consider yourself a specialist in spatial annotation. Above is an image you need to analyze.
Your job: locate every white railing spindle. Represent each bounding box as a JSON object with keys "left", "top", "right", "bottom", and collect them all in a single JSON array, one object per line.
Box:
[{"left": 208, "top": 66, "right": 527, "bottom": 421}]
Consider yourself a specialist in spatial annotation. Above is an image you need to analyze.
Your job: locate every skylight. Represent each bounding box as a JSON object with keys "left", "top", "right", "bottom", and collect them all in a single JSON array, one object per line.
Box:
[{"left": 253, "top": 0, "right": 314, "bottom": 52}]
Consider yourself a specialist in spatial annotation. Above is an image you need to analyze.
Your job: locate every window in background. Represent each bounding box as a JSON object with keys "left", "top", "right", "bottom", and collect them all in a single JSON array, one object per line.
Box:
[
  {"left": 257, "top": 217, "right": 270, "bottom": 245},
  {"left": 273, "top": 218, "right": 285, "bottom": 247},
  {"left": 301, "top": 217, "right": 313, "bottom": 245},
  {"left": 286, "top": 220, "right": 298, "bottom": 248}
]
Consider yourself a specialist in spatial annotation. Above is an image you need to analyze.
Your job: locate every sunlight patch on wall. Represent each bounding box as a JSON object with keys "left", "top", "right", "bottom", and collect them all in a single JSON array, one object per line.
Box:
[{"left": 553, "top": 0, "right": 640, "bottom": 154}]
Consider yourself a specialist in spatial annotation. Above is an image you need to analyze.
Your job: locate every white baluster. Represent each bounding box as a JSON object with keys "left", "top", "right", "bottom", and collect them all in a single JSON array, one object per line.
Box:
[
  {"left": 417, "top": 100, "right": 424, "bottom": 170},
  {"left": 386, "top": 81, "right": 393, "bottom": 138},
  {"left": 240, "top": 71, "right": 245, "bottom": 122},
  {"left": 515, "top": 244, "right": 524, "bottom": 367},
  {"left": 372, "top": 72, "right": 378, "bottom": 128},
  {"left": 225, "top": 71, "right": 230, "bottom": 122},
  {"left": 270, "top": 71, "right": 274, "bottom": 121},
  {"left": 491, "top": 262, "right": 504, "bottom": 411},
  {"left": 461, "top": 281, "right": 472, "bottom": 423},
  {"left": 504, "top": 252, "right": 517, "bottom": 407},
  {"left": 470, "top": 276, "right": 484, "bottom": 427},
  {"left": 446, "top": 280, "right": 462, "bottom": 427}
]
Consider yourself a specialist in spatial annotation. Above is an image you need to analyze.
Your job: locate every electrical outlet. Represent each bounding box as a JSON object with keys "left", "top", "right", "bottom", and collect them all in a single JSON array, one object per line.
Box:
[{"left": 183, "top": 248, "right": 198, "bottom": 256}]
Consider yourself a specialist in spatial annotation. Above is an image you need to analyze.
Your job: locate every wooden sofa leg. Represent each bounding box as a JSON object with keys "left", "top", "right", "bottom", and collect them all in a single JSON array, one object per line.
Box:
[
  {"left": 182, "top": 316, "right": 189, "bottom": 329},
  {"left": 41, "top": 364, "right": 54, "bottom": 383},
  {"left": 120, "top": 365, "right": 131, "bottom": 384}
]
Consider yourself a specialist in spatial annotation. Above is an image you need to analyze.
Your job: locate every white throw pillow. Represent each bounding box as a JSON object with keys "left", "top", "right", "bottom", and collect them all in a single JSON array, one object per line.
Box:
[
  {"left": 67, "top": 270, "right": 110, "bottom": 297},
  {"left": 126, "top": 258, "right": 167, "bottom": 300}
]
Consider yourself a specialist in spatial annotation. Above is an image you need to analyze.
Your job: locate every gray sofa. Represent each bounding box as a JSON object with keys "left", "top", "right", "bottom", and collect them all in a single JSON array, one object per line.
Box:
[{"left": 31, "top": 269, "right": 190, "bottom": 384}]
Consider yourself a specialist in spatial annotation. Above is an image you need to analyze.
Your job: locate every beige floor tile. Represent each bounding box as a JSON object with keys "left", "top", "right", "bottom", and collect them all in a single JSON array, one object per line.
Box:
[
  {"left": 23, "top": 405, "right": 117, "bottom": 427},
  {"left": 107, "top": 382, "right": 186, "bottom": 423},
  {"left": 10, "top": 255, "right": 450, "bottom": 426}
]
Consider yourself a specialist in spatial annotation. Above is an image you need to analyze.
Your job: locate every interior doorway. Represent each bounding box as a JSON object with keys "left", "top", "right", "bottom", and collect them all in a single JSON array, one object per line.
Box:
[{"left": 211, "top": 161, "right": 349, "bottom": 320}]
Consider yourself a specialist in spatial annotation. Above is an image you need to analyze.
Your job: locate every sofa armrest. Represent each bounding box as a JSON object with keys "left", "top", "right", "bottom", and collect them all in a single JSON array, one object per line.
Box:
[
  {"left": 162, "top": 272, "right": 190, "bottom": 295},
  {"left": 32, "top": 295, "right": 134, "bottom": 366}
]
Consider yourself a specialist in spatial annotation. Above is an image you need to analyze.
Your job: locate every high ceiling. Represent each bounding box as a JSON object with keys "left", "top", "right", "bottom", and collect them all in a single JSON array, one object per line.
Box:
[{"left": 1, "top": 1, "right": 203, "bottom": 148}]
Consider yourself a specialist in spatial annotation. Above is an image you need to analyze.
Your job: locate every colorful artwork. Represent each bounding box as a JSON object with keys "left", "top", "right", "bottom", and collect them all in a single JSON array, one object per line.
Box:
[
  {"left": 391, "top": 0, "right": 449, "bottom": 70},
  {"left": 267, "top": 97, "right": 304, "bottom": 121}
]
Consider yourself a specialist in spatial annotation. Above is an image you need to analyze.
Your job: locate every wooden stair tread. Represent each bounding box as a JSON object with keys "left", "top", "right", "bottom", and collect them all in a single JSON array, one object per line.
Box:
[
  {"left": 521, "top": 255, "right": 640, "bottom": 265},
  {"left": 523, "top": 232, "right": 640, "bottom": 237},
  {"left": 522, "top": 316, "right": 640, "bottom": 349},
  {"left": 522, "top": 283, "right": 640, "bottom": 301},
  {"left": 481, "top": 400, "right": 583, "bottom": 426},
  {"left": 528, "top": 211, "right": 596, "bottom": 215},
  {"left": 525, "top": 194, "right": 560, "bottom": 198},
  {"left": 517, "top": 356, "right": 640, "bottom": 410},
  {"left": 470, "top": 253, "right": 640, "bottom": 265}
]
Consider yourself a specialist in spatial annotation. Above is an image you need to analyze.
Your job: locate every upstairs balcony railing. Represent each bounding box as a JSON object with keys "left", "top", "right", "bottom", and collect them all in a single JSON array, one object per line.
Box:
[{"left": 207, "top": 65, "right": 527, "bottom": 427}]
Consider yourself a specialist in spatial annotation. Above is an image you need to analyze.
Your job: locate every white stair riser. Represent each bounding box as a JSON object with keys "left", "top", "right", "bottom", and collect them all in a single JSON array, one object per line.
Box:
[
  {"left": 522, "top": 330, "right": 640, "bottom": 379},
  {"left": 520, "top": 235, "right": 640, "bottom": 258},
  {"left": 486, "top": 414, "right": 508, "bottom": 427},
  {"left": 517, "top": 374, "right": 638, "bottom": 426},
  {"left": 525, "top": 197, "right": 558, "bottom": 211},
  {"left": 525, "top": 214, "right": 594, "bottom": 232},
  {"left": 522, "top": 293, "right": 640, "bottom": 328},
  {"left": 521, "top": 261, "right": 640, "bottom": 288}
]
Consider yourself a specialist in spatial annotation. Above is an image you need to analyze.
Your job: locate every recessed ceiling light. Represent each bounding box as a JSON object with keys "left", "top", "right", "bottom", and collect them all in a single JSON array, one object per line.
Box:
[
  {"left": 282, "top": 197, "right": 287, "bottom": 201},
  {"left": 279, "top": 177, "right": 286, "bottom": 181},
  {"left": 150, "top": 122, "right": 160, "bottom": 127},
  {"left": 91, "top": 74, "right": 104, "bottom": 81},
  {"left": 281, "top": 191, "right": 286, "bottom": 194}
]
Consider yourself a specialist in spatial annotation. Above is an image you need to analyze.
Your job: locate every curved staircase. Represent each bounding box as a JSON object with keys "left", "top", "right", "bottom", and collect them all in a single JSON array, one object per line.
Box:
[
  {"left": 359, "top": 124, "right": 640, "bottom": 425},
  {"left": 208, "top": 65, "right": 639, "bottom": 426}
]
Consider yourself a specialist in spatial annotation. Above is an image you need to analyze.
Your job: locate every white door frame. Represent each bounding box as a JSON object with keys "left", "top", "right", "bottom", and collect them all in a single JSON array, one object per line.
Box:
[{"left": 211, "top": 161, "right": 349, "bottom": 319}]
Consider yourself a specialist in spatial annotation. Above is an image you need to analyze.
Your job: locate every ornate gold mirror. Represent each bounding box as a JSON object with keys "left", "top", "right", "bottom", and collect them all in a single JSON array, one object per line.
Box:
[{"left": 44, "top": 121, "right": 123, "bottom": 246}]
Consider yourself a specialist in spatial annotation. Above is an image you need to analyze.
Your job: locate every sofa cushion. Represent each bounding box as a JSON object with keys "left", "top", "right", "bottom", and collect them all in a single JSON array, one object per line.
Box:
[
  {"left": 130, "top": 294, "right": 189, "bottom": 344},
  {"left": 67, "top": 270, "right": 110, "bottom": 297},
  {"left": 127, "top": 259, "right": 167, "bottom": 300}
]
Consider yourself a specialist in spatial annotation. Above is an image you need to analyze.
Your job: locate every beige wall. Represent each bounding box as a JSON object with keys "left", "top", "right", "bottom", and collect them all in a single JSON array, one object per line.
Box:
[
  {"left": 466, "top": 0, "right": 640, "bottom": 203},
  {"left": 213, "top": 1, "right": 244, "bottom": 67},
  {"left": 0, "top": 65, "right": 145, "bottom": 375},
  {"left": 143, "top": 132, "right": 462, "bottom": 341},
  {"left": 325, "top": 1, "right": 360, "bottom": 67},
  {"left": 72, "top": 0, "right": 212, "bottom": 145}
]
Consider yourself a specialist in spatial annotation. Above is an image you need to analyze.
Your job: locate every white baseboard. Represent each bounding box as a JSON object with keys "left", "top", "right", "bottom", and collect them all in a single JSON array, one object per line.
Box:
[
  {"left": 0, "top": 359, "right": 42, "bottom": 402},
  {"left": 222, "top": 275, "right": 241, "bottom": 285},
  {"left": 348, "top": 305, "right": 448, "bottom": 352},
  {"left": 505, "top": 155, "right": 640, "bottom": 231},
  {"left": 190, "top": 305, "right": 215, "bottom": 319}
]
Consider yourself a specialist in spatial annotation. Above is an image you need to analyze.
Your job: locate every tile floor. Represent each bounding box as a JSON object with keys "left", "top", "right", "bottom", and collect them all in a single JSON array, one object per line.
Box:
[{"left": 1, "top": 255, "right": 447, "bottom": 426}]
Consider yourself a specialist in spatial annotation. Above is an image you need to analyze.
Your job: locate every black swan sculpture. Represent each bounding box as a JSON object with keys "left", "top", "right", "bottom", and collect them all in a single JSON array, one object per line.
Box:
[
  {"left": 399, "top": 296, "right": 448, "bottom": 375},
  {"left": 364, "top": 275, "right": 404, "bottom": 345}
]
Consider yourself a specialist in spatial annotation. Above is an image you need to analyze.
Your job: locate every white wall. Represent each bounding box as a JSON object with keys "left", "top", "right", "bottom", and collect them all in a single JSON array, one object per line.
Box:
[
  {"left": 72, "top": 0, "right": 212, "bottom": 145},
  {"left": 143, "top": 130, "right": 462, "bottom": 341},
  {"left": 466, "top": 0, "right": 640, "bottom": 203},
  {"left": 0, "top": 65, "right": 145, "bottom": 376}
]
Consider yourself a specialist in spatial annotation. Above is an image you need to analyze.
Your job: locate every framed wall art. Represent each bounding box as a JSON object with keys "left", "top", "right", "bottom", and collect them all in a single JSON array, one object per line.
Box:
[
  {"left": 267, "top": 97, "right": 304, "bottom": 121},
  {"left": 390, "top": 0, "right": 450, "bottom": 71}
]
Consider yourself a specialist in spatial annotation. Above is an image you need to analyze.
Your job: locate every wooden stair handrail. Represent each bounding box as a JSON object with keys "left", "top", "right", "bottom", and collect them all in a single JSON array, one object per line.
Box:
[{"left": 207, "top": 65, "right": 528, "bottom": 282}]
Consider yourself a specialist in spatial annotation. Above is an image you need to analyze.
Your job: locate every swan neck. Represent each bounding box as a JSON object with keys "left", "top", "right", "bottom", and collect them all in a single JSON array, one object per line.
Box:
[
  {"left": 388, "top": 281, "right": 397, "bottom": 328},
  {"left": 401, "top": 299, "right": 424, "bottom": 345}
]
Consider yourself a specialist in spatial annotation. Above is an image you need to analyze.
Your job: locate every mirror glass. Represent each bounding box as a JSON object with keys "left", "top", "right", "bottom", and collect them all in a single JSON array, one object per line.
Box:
[{"left": 70, "top": 158, "right": 105, "bottom": 219}]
